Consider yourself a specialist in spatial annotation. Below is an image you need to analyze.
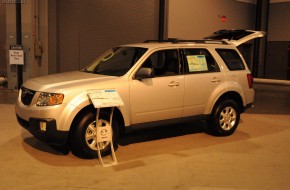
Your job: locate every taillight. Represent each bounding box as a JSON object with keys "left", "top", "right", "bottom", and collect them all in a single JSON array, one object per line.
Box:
[{"left": 247, "top": 73, "right": 253, "bottom": 89}]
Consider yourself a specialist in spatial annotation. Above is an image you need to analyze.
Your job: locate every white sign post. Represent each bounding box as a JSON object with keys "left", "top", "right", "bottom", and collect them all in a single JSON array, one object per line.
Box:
[{"left": 87, "top": 89, "right": 124, "bottom": 167}]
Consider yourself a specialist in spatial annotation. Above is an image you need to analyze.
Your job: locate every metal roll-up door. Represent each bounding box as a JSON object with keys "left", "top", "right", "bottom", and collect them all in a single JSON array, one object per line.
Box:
[{"left": 57, "top": 0, "right": 159, "bottom": 72}]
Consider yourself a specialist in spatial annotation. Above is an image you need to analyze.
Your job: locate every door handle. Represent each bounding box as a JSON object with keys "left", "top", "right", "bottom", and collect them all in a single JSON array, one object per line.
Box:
[
  {"left": 168, "top": 81, "right": 179, "bottom": 87},
  {"left": 211, "top": 77, "right": 221, "bottom": 83}
]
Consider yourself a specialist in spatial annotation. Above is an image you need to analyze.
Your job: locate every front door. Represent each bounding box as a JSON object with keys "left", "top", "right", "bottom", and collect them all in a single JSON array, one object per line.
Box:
[{"left": 129, "top": 49, "right": 184, "bottom": 124}]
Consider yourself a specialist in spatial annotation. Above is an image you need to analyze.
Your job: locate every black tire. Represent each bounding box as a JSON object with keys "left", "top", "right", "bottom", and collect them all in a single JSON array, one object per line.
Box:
[
  {"left": 69, "top": 110, "right": 119, "bottom": 159},
  {"left": 207, "top": 99, "right": 240, "bottom": 136}
]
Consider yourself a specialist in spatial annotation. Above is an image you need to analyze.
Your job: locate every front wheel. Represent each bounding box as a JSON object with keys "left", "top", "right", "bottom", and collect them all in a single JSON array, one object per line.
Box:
[
  {"left": 69, "top": 110, "right": 119, "bottom": 159},
  {"left": 207, "top": 99, "right": 240, "bottom": 136}
]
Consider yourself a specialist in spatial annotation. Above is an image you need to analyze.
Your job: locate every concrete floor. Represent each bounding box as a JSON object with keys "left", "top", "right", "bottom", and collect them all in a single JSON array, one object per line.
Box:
[{"left": 0, "top": 83, "right": 290, "bottom": 190}]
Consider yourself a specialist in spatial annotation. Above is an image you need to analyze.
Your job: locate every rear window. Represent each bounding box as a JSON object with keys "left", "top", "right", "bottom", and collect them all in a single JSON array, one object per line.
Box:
[{"left": 216, "top": 49, "right": 245, "bottom": 70}]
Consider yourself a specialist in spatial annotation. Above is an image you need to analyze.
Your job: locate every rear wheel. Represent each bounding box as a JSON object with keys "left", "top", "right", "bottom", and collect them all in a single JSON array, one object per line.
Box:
[
  {"left": 207, "top": 99, "right": 240, "bottom": 136},
  {"left": 69, "top": 110, "right": 119, "bottom": 159}
]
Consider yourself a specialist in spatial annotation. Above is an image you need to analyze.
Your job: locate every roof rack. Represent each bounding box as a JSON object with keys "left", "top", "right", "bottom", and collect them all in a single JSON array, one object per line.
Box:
[
  {"left": 143, "top": 38, "right": 228, "bottom": 45},
  {"left": 143, "top": 38, "right": 179, "bottom": 43}
]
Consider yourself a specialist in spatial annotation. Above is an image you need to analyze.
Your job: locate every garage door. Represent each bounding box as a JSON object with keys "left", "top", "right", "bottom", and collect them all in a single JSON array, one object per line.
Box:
[{"left": 56, "top": 0, "right": 159, "bottom": 73}]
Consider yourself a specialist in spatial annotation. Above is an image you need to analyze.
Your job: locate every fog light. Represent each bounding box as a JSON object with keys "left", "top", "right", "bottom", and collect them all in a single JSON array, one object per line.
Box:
[{"left": 40, "top": 122, "right": 47, "bottom": 131}]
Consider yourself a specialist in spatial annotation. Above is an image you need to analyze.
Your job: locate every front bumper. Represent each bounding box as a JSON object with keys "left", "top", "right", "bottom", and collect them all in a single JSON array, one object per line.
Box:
[{"left": 17, "top": 115, "right": 69, "bottom": 146}]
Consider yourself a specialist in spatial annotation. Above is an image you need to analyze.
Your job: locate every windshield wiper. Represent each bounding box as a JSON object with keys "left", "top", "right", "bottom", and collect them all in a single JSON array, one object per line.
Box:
[
  {"left": 81, "top": 68, "right": 97, "bottom": 74},
  {"left": 80, "top": 68, "right": 89, "bottom": 72},
  {"left": 92, "top": 71, "right": 102, "bottom": 74}
]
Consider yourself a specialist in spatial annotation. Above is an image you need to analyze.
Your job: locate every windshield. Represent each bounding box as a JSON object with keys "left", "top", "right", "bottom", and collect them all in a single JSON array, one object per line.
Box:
[{"left": 83, "top": 47, "right": 147, "bottom": 76}]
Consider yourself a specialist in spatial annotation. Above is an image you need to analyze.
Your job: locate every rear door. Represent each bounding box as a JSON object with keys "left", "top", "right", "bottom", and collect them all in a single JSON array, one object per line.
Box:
[
  {"left": 182, "top": 48, "right": 226, "bottom": 117},
  {"left": 204, "top": 30, "right": 266, "bottom": 46}
]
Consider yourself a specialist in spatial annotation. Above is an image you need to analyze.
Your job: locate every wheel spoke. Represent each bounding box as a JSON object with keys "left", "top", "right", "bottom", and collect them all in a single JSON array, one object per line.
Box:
[
  {"left": 87, "top": 123, "right": 96, "bottom": 131},
  {"left": 230, "top": 115, "right": 236, "bottom": 121},
  {"left": 226, "top": 123, "right": 232, "bottom": 129},
  {"left": 220, "top": 117, "right": 225, "bottom": 125},
  {"left": 86, "top": 123, "right": 96, "bottom": 141},
  {"left": 220, "top": 111, "right": 226, "bottom": 117},
  {"left": 225, "top": 107, "right": 230, "bottom": 114},
  {"left": 86, "top": 133, "right": 95, "bottom": 141},
  {"left": 88, "top": 139, "right": 97, "bottom": 149}
]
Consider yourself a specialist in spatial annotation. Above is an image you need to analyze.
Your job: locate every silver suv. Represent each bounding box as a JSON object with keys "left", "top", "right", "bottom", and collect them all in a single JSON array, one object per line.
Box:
[{"left": 15, "top": 30, "right": 265, "bottom": 158}]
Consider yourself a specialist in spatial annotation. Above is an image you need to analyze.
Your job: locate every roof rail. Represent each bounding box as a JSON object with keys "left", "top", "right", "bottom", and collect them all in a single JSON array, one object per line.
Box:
[
  {"left": 143, "top": 39, "right": 228, "bottom": 45},
  {"left": 143, "top": 38, "right": 179, "bottom": 43}
]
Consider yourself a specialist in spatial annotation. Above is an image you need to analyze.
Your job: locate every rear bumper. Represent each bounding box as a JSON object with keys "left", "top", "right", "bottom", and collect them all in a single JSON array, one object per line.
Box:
[
  {"left": 16, "top": 115, "right": 68, "bottom": 146},
  {"left": 243, "top": 102, "right": 254, "bottom": 113}
]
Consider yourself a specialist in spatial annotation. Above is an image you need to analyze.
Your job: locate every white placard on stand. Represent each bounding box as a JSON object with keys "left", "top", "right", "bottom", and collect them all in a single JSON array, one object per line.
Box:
[
  {"left": 87, "top": 89, "right": 124, "bottom": 108},
  {"left": 87, "top": 89, "right": 124, "bottom": 167}
]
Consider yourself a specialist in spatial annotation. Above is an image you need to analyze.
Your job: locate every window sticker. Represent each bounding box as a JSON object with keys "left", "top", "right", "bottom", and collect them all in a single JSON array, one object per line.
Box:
[{"left": 187, "top": 55, "right": 208, "bottom": 72}]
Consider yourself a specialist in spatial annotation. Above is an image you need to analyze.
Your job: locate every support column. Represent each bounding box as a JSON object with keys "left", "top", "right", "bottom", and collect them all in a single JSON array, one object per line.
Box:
[
  {"left": 16, "top": 2, "right": 23, "bottom": 89},
  {"left": 0, "top": 3, "right": 7, "bottom": 78},
  {"left": 158, "top": 0, "right": 167, "bottom": 41},
  {"left": 252, "top": 0, "right": 269, "bottom": 78},
  {"left": 5, "top": 0, "right": 49, "bottom": 89}
]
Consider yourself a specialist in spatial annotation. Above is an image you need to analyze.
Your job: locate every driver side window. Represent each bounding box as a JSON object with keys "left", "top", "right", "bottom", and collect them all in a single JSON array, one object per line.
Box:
[{"left": 142, "top": 49, "right": 180, "bottom": 77}]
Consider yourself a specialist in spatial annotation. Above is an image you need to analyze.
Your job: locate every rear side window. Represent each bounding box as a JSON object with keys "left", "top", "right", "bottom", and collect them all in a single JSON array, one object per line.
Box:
[
  {"left": 184, "top": 48, "right": 219, "bottom": 73},
  {"left": 216, "top": 49, "right": 245, "bottom": 70}
]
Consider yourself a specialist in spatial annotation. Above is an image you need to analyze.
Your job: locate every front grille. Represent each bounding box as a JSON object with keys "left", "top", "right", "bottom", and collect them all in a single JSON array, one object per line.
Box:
[{"left": 21, "top": 87, "right": 36, "bottom": 105}]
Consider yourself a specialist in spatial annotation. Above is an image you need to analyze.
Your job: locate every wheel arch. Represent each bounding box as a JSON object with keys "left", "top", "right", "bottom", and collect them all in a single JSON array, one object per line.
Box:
[
  {"left": 209, "top": 91, "right": 245, "bottom": 115},
  {"left": 69, "top": 104, "right": 125, "bottom": 136}
]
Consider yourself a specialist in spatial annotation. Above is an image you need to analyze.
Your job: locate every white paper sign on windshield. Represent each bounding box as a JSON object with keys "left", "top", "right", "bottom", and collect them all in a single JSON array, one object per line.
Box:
[{"left": 87, "top": 89, "right": 124, "bottom": 108}]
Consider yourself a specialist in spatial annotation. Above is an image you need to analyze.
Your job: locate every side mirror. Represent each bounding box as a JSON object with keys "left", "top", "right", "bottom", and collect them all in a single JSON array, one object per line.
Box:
[{"left": 135, "top": 67, "right": 154, "bottom": 80}]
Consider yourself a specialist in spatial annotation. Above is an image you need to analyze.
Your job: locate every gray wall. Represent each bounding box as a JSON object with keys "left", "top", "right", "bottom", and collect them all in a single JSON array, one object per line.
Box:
[
  {"left": 266, "top": 42, "right": 289, "bottom": 79},
  {"left": 268, "top": 2, "right": 290, "bottom": 41},
  {"left": 49, "top": 0, "right": 159, "bottom": 73},
  {"left": 266, "top": 2, "right": 290, "bottom": 79}
]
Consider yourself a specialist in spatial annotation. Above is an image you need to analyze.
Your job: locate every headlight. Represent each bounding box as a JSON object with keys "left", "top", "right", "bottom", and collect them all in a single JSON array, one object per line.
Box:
[{"left": 36, "top": 92, "right": 64, "bottom": 106}]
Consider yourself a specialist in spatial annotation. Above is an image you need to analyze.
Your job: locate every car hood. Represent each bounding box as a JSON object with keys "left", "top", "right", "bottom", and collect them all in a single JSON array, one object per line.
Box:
[{"left": 22, "top": 71, "right": 119, "bottom": 92}]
